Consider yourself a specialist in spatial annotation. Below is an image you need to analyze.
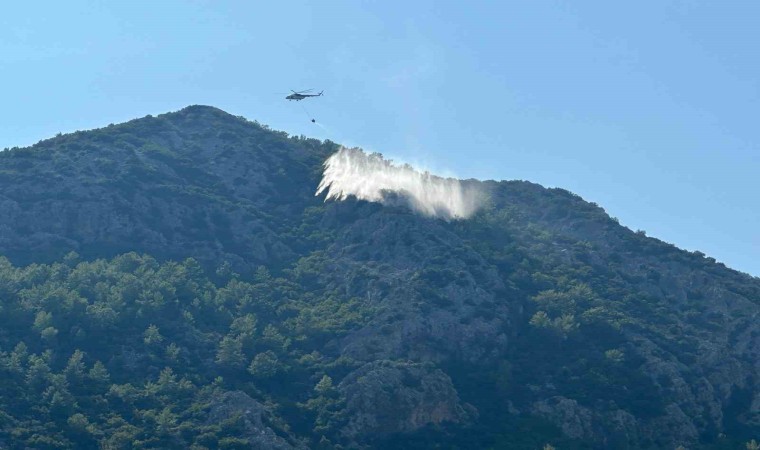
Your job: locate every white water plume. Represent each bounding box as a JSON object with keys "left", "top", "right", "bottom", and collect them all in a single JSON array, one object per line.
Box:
[{"left": 316, "top": 147, "right": 484, "bottom": 220}]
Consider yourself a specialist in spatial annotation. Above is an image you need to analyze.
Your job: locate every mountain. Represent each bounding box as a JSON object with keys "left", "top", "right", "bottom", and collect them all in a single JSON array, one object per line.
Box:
[
  {"left": 0, "top": 106, "right": 331, "bottom": 269},
  {"left": 0, "top": 105, "right": 757, "bottom": 449}
]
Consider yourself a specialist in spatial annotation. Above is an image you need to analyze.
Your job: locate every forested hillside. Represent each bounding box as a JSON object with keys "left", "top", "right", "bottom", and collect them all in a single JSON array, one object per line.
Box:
[{"left": 0, "top": 106, "right": 757, "bottom": 449}]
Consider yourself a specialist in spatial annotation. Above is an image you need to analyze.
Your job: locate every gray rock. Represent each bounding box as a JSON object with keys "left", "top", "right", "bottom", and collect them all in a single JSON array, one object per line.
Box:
[
  {"left": 318, "top": 209, "right": 513, "bottom": 365},
  {"left": 337, "top": 360, "right": 474, "bottom": 440},
  {"left": 205, "top": 391, "right": 303, "bottom": 450}
]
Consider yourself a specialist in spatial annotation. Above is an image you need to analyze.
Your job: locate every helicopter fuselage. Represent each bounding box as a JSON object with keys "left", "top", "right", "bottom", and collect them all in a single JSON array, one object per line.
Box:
[{"left": 286, "top": 91, "right": 322, "bottom": 101}]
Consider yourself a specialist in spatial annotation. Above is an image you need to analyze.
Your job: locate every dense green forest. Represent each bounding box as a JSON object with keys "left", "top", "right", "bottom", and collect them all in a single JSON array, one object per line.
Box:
[
  {"left": 0, "top": 252, "right": 374, "bottom": 449},
  {"left": 0, "top": 106, "right": 757, "bottom": 449}
]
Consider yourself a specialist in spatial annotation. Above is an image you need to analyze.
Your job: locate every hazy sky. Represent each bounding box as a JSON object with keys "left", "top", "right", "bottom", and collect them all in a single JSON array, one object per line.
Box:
[{"left": 1, "top": 1, "right": 758, "bottom": 276}]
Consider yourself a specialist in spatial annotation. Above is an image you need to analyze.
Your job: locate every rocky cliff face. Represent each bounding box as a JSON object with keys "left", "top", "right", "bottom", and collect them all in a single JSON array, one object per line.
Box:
[
  {"left": 318, "top": 206, "right": 512, "bottom": 365},
  {"left": 205, "top": 391, "right": 303, "bottom": 449},
  {"left": 0, "top": 106, "right": 757, "bottom": 448},
  {"left": 338, "top": 361, "right": 474, "bottom": 440}
]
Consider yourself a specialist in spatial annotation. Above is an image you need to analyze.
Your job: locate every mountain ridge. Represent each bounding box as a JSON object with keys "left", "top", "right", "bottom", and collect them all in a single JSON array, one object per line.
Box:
[
  {"left": 3, "top": 105, "right": 754, "bottom": 279},
  {"left": 0, "top": 105, "right": 334, "bottom": 269}
]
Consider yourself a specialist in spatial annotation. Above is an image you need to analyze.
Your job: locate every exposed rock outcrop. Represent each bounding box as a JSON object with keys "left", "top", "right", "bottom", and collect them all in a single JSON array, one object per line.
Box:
[
  {"left": 338, "top": 361, "right": 474, "bottom": 440},
  {"left": 205, "top": 391, "right": 303, "bottom": 449}
]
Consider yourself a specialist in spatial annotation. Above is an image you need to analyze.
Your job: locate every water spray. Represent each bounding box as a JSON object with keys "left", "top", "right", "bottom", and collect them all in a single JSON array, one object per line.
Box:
[{"left": 316, "top": 147, "right": 484, "bottom": 220}]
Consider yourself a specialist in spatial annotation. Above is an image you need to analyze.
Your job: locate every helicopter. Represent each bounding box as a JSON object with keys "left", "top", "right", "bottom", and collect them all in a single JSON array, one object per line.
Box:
[{"left": 286, "top": 89, "right": 323, "bottom": 101}]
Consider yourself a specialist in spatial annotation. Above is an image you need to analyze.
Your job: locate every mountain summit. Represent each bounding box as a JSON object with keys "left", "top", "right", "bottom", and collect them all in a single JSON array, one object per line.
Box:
[
  {"left": 0, "top": 106, "right": 332, "bottom": 268},
  {"left": 0, "top": 106, "right": 757, "bottom": 449}
]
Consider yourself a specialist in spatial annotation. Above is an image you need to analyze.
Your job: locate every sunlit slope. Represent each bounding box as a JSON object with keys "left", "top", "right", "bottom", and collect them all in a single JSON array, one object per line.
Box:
[{"left": 0, "top": 106, "right": 334, "bottom": 268}]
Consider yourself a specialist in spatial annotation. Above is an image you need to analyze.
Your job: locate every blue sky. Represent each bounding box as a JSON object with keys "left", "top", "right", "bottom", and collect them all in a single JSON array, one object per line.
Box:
[{"left": 1, "top": 1, "right": 758, "bottom": 276}]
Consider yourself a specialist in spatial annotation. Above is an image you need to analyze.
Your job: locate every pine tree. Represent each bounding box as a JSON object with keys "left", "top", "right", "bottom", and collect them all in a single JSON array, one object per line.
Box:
[
  {"left": 248, "top": 351, "right": 279, "bottom": 378},
  {"left": 88, "top": 361, "right": 110, "bottom": 386},
  {"left": 64, "top": 349, "right": 86, "bottom": 383},
  {"left": 215, "top": 336, "right": 246, "bottom": 368},
  {"left": 143, "top": 324, "right": 164, "bottom": 346},
  {"left": 314, "top": 375, "right": 334, "bottom": 394}
]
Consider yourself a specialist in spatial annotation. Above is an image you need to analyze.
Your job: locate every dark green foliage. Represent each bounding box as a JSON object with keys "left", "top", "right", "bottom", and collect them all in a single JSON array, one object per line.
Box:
[{"left": 0, "top": 254, "right": 376, "bottom": 448}]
